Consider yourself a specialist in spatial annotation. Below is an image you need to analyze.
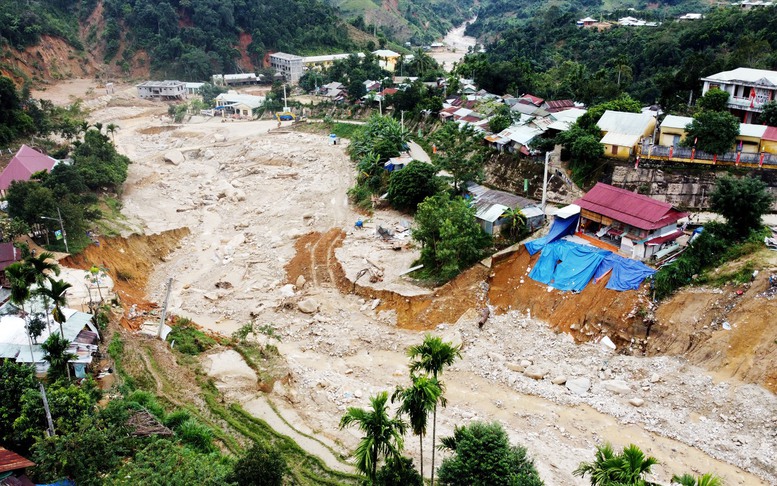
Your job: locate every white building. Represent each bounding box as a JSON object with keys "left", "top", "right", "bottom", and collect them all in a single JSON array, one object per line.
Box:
[
  {"left": 269, "top": 52, "right": 304, "bottom": 84},
  {"left": 136, "top": 80, "right": 186, "bottom": 100},
  {"left": 701, "top": 68, "right": 777, "bottom": 123}
]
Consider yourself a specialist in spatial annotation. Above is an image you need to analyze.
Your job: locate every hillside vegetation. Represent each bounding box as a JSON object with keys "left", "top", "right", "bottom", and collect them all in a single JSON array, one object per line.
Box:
[
  {"left": 1, "top": 0, "right": 359, "bottom": 81},
  {"left": 459, "top": 6, "right": 777, "bottom": 112}
]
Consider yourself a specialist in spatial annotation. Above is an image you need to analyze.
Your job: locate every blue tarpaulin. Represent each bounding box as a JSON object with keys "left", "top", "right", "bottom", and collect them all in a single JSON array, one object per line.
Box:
[
  {"left": 525, "top": 214, "right": 579, "bottom": 255},
  {"left": 529, "top": 239, "right": 656, "bottom": 292}
]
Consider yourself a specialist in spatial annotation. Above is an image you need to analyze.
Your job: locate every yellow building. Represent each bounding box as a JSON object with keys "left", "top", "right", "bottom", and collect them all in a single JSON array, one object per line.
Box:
[
  {"left": 597, "top": 110, "right": 657, "bottom": 159},
  {"left": 372, "top": 49, "right": 401, "bottom": 72},
  {"left": 658, "top": 115, "right": 692, "bottom": 146},
  {"left": 761, "top": 127, "right": 777, "bottom": 154}
]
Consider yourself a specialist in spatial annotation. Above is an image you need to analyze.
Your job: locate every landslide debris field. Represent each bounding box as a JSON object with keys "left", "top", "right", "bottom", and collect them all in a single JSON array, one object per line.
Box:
[{"left": 44, "top": 80, "right": 777, "bottom": 484}]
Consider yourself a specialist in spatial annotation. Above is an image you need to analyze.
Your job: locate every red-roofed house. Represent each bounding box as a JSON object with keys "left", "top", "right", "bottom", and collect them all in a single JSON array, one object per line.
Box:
[
  {"left": 542, "top": 99, "right": 575, "bottom": 112},
  {"left": 0, "top": 243, "right": 21, "bottom": 287},
  {"left": 518, "top": 93, "right": 545, "bottom": 107},
  {"left": 0, "top": 447, "right": 35, "bottom": 485},
  {"left": 574, "top": 183, "right": 687, "bottom": 260},
  {"left": 761, "top": 126, "right": 777, "bottom": 154},
  {"left": 0, "top": 145, "right": 57, "bottom": 194}
]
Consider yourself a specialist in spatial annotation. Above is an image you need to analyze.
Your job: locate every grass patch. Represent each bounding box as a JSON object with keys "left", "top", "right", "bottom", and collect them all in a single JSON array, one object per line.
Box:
[
  {"left": 167, "top": 318, "right": 218, "bottom": 355},
  {"left": 328, "top": 122, "right": 363, "bottom": 139},
  {"left": 347, "top": 184, "right": 373, "bottom": 212},
  {"left": 697, "top": 261, "right": 756, "bottom": 287}
]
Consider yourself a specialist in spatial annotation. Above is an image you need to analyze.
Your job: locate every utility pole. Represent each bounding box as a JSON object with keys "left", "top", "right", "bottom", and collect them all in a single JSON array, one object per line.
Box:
[
  {"left": 541, "top": 151, "right": 550, "bottom": 213},
  {"left": 157, "top": 277, "right": 173, "bottom": 339},
  {"left": 40, "top": 383, "right": 55, "bottom": 437},
  {"left": 41, "top": 207, "right": 69, "bottom": 253}
]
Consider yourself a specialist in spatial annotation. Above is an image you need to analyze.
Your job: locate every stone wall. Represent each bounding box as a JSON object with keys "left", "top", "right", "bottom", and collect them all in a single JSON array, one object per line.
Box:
[{"left": 608, "top": 161, "right": 777, "bottom": 210}]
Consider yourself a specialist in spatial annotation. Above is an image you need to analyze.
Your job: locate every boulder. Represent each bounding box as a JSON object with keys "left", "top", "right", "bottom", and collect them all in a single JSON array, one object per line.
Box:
[
  {"left": 295, "top": 275, "right": 307, "bottom": 289},
  {"left": 279, "top": 284, "right": 295, "bottom": 298},
  {"left": 649, "top": 373, "right": 661, "bottom": 384},
  {"left": 603, "top": 379, "right": 632, "bottom": 395},
  {"left": 214, "top": 132, "right": 227, "bottom": 143},
  {"left": 523, "top": 366, "right": 548, "bottom": 380},
  {"left": 629, "top": 398, "right": 645, "bottom": 407},
  {"left": 506, "top": 362, "right": 525, "bottom": 373},
  {"left": 566, "top": 377, "right": 591, "bottom": 396},
  {"left": 163, "top": 150, "right": 184, "bottom": 165},
  {"left": 551, "top": 376, "right": 568, "bottom": 385},
  {"left": 520, "top": 359, "right": 532, "bottom": 368},
  {"left": 298, "top": 298, "right": 319, "bottom": 314}
]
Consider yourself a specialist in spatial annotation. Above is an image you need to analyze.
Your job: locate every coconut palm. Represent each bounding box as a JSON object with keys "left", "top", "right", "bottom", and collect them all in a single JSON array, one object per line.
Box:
[
  {"left": 671, "top": 473, "right": 723, "bottom": 486},
  {"left": 5, "top": 262, "right": 37, "bottom": 364},
  {"left": 391, "top": 374, "right": 444, "bottom": 479},
  {"left": 407, "top": 334, "right": 461, "bottom": 485},
  {"left": 573, "top": 442, "right": 659, "bottom": 486},
  {"left": 26, "top": 251, "right": 60, "bottom": 334},
  {"left": 339, "top": 391, "right": 407, "bottom": 483}
]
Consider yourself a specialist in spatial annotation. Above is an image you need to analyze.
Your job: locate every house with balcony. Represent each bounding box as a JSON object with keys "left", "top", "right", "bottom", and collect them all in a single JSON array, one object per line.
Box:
[
  {"left": 574, "top": 183, "right": 687, "bottom": 261},
  {"left": 700, "top": 68, "right": 777, "bottom": 123}
]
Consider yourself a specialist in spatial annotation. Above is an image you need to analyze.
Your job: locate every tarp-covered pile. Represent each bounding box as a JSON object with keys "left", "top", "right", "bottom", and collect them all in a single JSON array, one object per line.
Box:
[{"left": 526, "top": 236, "right": 655, "bottom": 292}]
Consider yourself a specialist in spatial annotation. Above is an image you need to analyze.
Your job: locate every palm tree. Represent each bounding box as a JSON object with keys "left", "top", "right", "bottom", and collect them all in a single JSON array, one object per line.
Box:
[
  {"left": 39, "top": 278, "right": 73, "bottom": 339},
  {"left": 502, "top": 207, "right": 526, "bottom": 241},
  {"left": 391, "top": 374, "right": 443, "bottom": 479},
  {"left": 671, "top": 473, "right": 723, "bottom": 486},
  {"left": 106, "top": 123, "right": 119, "bottom": 143},
  {"left": 574, "top": 443, "right": 659, "bottom": 486},
  {"left": 26, "top": 252, "right": 60, "bottom": 334},
  {"left": 407, "top": 335, "right": 461, "bottom": 485},
  {"left": 6, "top": 262, "right": 37, "bottom": 364},
  {"left": 339, "top": 391, "right": 407, "bottom": 483},
  {"left": 41, "top": 333, "right": 75, "bottom": 382}
]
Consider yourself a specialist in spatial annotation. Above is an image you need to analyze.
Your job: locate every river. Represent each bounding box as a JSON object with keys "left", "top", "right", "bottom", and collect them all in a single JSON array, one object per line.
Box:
[{"left": 429, "top": 18, "right": 478, "bottom": 72}]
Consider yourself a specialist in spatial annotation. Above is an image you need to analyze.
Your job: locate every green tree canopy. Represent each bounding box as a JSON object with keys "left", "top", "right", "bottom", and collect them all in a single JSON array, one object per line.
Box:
[
  {"left": 760, "top": 100, "right": 777, "bottom": 127},
  {"left": 227, "top": 442, "right": 287, "bottom": 486},
  {"left": 387, "top": 161, "right": 442, "bottom": 212},
  {"left": 0, "top": 360, "right": 37, "bottom": 446},
  {"left": 573, "top": 443, "right": 658, "bottom": 486},
  {"left": 431, "top": 123, "right": 488, "bottom": 192},
  {"left": 709, "top": 176, "right": 774, "bottom": 237},
  {"left": 413, "top": 193, "right": 492, "bottom": 281},
  {"left": 437, "top": 421, "right": 544, "bottom": 486},
  {"left": 683, "top": 111, "right": 739, "bottom": 155},
  {"left": 349, "top": 115, "right": 409, "bottom": 164},
  {"left": 696, "top": 88, "right": 730, "bottom": 112},
  {"left": 375, "top": 456, "right": 423, "bottom": 486}
]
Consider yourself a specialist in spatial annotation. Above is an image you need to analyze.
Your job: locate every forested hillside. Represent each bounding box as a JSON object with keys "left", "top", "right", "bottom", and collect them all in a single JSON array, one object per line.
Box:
[
  {"left": 467, "top": 0, "right": 710, "bottom": 39},
  {"left": 0, "top": 0, "right": 358, "bottom": 81},
  {"left": 458, "top": 7, "right": 777, "bottom": 111},
  {"left": 335, "top": 0, "right": 474, "bottom": 45}
]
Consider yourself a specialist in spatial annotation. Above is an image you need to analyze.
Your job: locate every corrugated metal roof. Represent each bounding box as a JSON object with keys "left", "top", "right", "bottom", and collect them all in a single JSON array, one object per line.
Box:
[
  {"left": 762, "top": 126, "right": 777, "bottom": 141},
  {"left": 476, "top": 203, "right": 509, "bottom": 223},
  {"left": 739, "top": 123, "right": 768, "bottom": 138},
  {"left": 466, "top": 183, "right": 537, "bottom": 209},
  {"left": 660, "top": 115, "right": 693, "bottom": 130},
  {"left": 597, "top": 110, "right": 655, "bottom": 136},
  {"left": 601, "top": 132, "right": 640, "bottom": 147},
  {"left": 0, "top": 447, "right": 35, "bottom": 473},
  {"left": 574, "top": 183, "right": 687, "bottom": 230},
  {"left": 701, "top": 68, "right": 777, "bottom": 87}
]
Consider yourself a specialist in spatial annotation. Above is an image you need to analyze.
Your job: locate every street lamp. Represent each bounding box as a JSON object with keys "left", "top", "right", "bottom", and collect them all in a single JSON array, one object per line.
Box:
[{"left": 41, "top": 207, "right": 69, "bottom": 253}]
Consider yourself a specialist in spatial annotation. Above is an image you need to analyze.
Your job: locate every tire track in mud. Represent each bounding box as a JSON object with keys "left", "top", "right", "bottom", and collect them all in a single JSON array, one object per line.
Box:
[{"left": 285, "top": 229, "right": 488, "bottom": 329}]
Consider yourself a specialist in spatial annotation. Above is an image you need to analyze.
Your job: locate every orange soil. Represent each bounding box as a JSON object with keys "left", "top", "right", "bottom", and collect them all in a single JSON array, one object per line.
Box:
[
  {"left": 487, "top": 247, "right": 646, "bottom": 345},
  {"left": 284, "top": 229, "right": 489, "bottom": 330},
  {"left": 61, "top": 228, "right": 190, "bottom": 330}
]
